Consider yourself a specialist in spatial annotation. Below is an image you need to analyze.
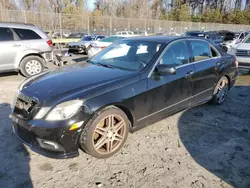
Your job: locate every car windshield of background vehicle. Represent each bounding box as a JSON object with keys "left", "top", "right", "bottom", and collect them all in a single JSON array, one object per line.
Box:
[
  {"left": 243, "top": 35, "right": 250, "bottom": 43},
  {"left": 82, "top": 36, "right": 95, "bottom": 41},
  {"left": 90, "top": 40, "right": 162, "bottom": 71}
]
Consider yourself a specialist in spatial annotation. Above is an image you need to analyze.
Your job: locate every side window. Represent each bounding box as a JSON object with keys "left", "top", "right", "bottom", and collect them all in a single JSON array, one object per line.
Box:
[
  {"left": 190, "top": 40, "right": 211, "bottom": 62},
  {"left": 122, "top": 32, "right": 127, "bottom": 35},
  {"left": 0, "top": 27, "right": 14, "bottom": 41},
  {"left": 13, "top": 28, "right": 41, "bottom": 40},
  {"left": 211, "top": 46, "right": 219, "bottom": 57},
  {"left": 160, "top": 41, "right": 189, "bottom": 66}
]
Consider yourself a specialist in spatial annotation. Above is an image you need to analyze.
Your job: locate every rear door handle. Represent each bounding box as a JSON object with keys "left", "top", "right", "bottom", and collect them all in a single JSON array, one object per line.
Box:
[
  {"left": 12, "top": 44, "right": 21, "bottom": 47},
  {"left": 185, "top": 71, "right": 194, "bottom": 78}
]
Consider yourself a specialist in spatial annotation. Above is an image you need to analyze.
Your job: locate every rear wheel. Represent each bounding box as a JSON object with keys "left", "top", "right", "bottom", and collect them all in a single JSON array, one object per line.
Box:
[
  {"left": 211, "top": 76, "right": 229, "bottom": 105},
  {"left": 20, "top": 56, "right": 44, "bottom": 77},
  {"left": 79, "top": 107, "right": 129, "bottom": 159}
]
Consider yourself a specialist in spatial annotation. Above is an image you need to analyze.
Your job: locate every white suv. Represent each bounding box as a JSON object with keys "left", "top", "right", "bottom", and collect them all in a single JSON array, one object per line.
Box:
[{"left": 0, "top": 22, "right": 53, "bottom": 77}]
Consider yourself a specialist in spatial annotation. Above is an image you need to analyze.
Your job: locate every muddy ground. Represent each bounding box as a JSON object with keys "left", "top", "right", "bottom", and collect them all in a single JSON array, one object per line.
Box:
[{"left": 0, "top": 68, "right": 249, "bottom": 188}]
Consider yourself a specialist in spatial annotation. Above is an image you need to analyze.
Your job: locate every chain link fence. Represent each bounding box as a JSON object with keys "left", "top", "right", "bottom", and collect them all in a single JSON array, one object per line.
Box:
[{"left": 1, "top": 9, "right": 250, "bottom": 36}]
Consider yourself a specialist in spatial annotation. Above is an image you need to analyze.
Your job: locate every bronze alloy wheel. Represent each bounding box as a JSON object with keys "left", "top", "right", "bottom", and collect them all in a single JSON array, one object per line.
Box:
[
  {"left": 92, "top": 114, "right": 126, "bottom": 155},
  {"left": 212, "top": 76, "right": 229, "bottom": 105},
  {"left": 79, "top": 107, "right": 129, "bottom": 158}
]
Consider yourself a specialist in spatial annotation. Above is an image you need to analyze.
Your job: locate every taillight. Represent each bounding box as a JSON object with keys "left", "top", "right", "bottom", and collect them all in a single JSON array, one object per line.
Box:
[
  {"left": 46, "top": 40, "right": 53, "bottom": 48},
  {"left": 100, "top": 46, "right": 106, "bottom": 49}
]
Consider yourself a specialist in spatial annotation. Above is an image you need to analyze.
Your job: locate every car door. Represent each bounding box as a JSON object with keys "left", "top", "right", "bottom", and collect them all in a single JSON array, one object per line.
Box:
[
  {"left": 188, "top": 39, "right": 220, "bottom": 105},
  {"left": 139, "top": 40, "right": 195, "bottom": 122},
  {"left": 0, "top": 27, "right": 20, "bottom": 71}
]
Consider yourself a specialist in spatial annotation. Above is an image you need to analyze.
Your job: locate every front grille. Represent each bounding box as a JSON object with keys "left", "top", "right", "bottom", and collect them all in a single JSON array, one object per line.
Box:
[
  {"left": 236, "top": 50, "right": 250, "bottom": 57},
  {"left": 13, "top": 93, "right": 38, "bottom": 119}
]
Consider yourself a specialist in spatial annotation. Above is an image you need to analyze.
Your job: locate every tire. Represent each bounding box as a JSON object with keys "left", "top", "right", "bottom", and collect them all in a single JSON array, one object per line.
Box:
[
  {"left": 20, "top": 56, "right": 44, "bottom": 77},
  {"left": 211, "top": 76, "right": 229, "bottom": 105},
  {"left": 79, "top": 106, "right": 129, "bottom": 159}
]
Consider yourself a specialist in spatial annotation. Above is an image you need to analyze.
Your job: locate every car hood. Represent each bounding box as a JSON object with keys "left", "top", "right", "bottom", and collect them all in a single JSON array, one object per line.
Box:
[
  {"left": 21, "top": 63, "right": 138, "bottom": 103},
  {"left": 234, "top": 43, "right": 250, "bottom": 50}
]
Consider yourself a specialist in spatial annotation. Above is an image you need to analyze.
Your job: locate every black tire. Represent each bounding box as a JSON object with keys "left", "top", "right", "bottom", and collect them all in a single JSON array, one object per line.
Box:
[
  {"left": 20, "top": 56, "right": 44, "bottom": 77},
  {"left": 79, "top": 106, "right": 129, "bottom": 159},
  {"left": 211, "top": 76, "right": 229, "bottom": 105}
]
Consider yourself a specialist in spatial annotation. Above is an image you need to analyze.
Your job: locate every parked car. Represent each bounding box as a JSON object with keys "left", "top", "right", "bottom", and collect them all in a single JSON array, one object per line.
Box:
[
  {"left": 68, "top": 35, "right": 105, "bottom": 54},
  {"left": 11, "top": 36, "right": 238, "bottom": 159},
  {"left": 183, "top": 31, "right": 223, "bottom": 45},
  {"left": 222, "top": 31, "right": 249, "bottom": 50},
  {"left": 0, "top": 22, "right": 53, "bottom": 77},
  {"left": 218, "top": 30, "right": 236, "bottom": 42},
  {"left": 67, "top": 32, "right": 87, "bottom": 39},
  {"left": 115, "top": 31, "right": 135, "bottom": 36},
  {"left": 88, "top": 36, "right": 127, "bottom": 58},
  {"left": 229, "top": 33, "right": 250, "bottom": 70},
  {"left": 133, "top": 30, "right": 148, "bottom": 36}
]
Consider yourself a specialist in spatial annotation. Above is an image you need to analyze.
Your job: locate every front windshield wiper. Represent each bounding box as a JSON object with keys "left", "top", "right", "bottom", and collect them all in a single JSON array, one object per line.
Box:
[
  {"left": 87, "top": 60, "right": 114, "bottom": 69},
  {"left": 95, "top": 62, "right": 115, "bottom": 69}
]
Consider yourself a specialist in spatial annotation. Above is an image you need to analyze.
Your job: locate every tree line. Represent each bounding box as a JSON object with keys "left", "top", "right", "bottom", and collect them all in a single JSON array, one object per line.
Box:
[{"left": 2, "top": 0, "right": 250, "bottom": 25}]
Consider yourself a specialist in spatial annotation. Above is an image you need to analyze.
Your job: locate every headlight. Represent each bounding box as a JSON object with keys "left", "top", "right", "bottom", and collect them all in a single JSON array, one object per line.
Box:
[{"left": 45, "top": 100, "right": 83, "bottom": 121}]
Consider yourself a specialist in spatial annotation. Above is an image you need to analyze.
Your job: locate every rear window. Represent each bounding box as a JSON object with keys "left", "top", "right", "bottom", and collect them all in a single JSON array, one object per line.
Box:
[
  {"left": 14, "top": 28, "right": 41, "bottom": 40},
  {"left": 0, "top": 27, "right": 14, "bottom": 41}
]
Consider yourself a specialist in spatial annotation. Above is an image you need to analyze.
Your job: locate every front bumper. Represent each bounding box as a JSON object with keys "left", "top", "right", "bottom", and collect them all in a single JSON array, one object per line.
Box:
[
  {"left": 11, "top": 114, "right": 83, "bottom": 159},
  {"left": 236, "top": 56, "right": 250, "bottom": 69}
]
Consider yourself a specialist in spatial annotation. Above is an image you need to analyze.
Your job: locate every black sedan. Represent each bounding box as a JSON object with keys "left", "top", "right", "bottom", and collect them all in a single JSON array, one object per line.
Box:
[{"left": 11, "top": 36, "right": 238, "bottom": 159}]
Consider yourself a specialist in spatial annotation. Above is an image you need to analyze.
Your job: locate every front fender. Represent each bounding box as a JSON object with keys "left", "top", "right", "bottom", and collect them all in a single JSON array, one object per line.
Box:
[{"left": 14, "top": 49, "right": 43, "bottom": 68}]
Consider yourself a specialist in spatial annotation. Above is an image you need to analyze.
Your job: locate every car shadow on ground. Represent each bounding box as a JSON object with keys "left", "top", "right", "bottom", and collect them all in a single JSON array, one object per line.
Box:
[
  {"left": 178, "top": 85, "right": 250, "bottom": 188},
  {"left": 0, "top": 103, "right": 33, "bottom": 188}
]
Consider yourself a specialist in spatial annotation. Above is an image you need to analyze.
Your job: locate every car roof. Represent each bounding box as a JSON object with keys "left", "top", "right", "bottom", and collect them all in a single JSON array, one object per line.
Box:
[
  {"left": 0, "top": 22, "right": 48, "bottom": 39},
  {"left": 0, "top": 22, "right": 36, "bottom": 29}
]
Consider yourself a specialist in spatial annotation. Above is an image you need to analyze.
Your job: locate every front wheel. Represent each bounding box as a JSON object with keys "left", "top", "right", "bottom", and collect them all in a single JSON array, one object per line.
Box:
[
  {"left": 211, "top": 76, "right": 229, "bottom": 105},
  {"left": 20, "top": 56, "right": 44, "bottom": 77},
  {"left": 79, "top": 107, "right": 129, "bottom": 159}
]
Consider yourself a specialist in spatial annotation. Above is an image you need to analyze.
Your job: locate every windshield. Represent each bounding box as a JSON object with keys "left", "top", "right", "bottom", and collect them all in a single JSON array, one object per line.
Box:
[
  {"left": 243, "top": 34, "right": 250, "bottom": 43},
  {"left": 81, "top": 36, "right": 95, "bottom": 41},
  {"left": 100, "top": 36, "right": 124, "bottom": 43},
  {"left": 89, "top": 40, "right": 162, "bottom": 71}
]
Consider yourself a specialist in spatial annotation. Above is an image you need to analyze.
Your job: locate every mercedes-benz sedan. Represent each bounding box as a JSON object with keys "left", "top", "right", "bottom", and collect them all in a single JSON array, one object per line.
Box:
[{"left": 11, "top": 36, "right": 238, "bottom": 159}]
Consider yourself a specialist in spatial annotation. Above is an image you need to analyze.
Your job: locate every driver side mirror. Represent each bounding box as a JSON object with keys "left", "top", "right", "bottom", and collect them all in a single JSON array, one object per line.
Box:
[{"left": 155, "top": 64, "right": 176, "bottom": 76}]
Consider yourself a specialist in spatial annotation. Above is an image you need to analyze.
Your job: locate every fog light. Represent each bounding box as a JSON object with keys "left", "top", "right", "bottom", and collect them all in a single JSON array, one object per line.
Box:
[
  {"left": 69, "top": 121, "right": 84, "bottom": 131},
  {"left": 37, "top": 138, "right": 64, "bottom": 152}
]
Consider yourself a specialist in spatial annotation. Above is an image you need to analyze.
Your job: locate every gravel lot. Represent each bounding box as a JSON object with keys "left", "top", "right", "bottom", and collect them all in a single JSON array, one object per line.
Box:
[{"left": 0, "top": 67, "right": 249, "bottom": 188}]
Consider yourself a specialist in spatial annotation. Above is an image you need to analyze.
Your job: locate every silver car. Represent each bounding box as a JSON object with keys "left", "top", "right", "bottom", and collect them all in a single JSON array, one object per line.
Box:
[
  {"left": 230, "top": 33, "right": 250, "bottom": 70},
  {"left": 0, "top": 22, "right": 53, "bottom": 77}
]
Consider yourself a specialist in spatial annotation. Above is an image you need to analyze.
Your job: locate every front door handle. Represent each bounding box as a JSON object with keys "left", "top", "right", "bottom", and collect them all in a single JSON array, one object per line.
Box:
[
  {"left": 12, "top": 44, "right": 21, "bottom": 47},
  {"left": 185, "top": 71, "right": 194, "bottom": 78}
]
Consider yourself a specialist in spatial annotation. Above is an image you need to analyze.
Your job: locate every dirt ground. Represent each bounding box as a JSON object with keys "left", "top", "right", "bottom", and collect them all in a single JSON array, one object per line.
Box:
[{"left": 0, "top": 69, "right": 249, "bottom": 188}]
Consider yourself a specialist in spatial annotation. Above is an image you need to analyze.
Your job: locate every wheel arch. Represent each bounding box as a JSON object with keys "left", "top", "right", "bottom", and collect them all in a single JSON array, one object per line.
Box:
[
  {"left": 93, "top": 103, "right": 135, "bottom": 132},
  {"left": 18, "top": 53, "right": 45, "bottom": 68}
]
